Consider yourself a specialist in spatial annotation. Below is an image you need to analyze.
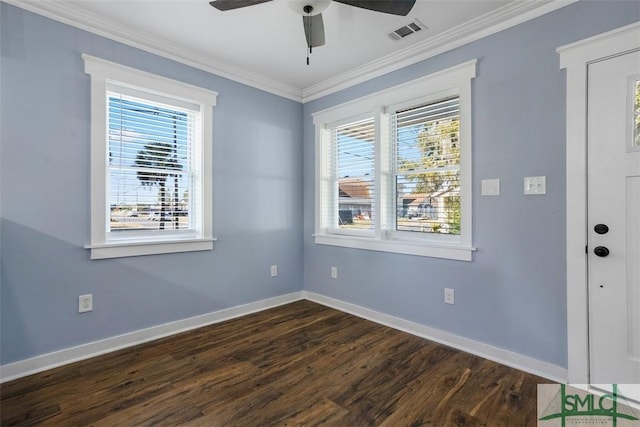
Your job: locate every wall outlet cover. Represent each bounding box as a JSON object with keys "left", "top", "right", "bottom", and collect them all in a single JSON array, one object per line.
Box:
[
  {"left": 481, "top": 179, "right": 500, "bottom": 196},
  {"left": 444, "top": 288, "right": 455, "bottom": 305},
  {"left": 79, "top": 294, "right": 93, "bottom": 313}
]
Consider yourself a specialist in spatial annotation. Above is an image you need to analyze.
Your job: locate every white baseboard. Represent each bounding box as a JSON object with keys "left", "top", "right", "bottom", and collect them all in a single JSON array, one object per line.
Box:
[
  {"left": 0, "top": 291, "right": 304, "bottom": 383},
  {"left": 303, "top": 291, "right": 568, "bottom": 383},
  {"left": 1, "top": 290, "right": 567, "bottom": 384}
]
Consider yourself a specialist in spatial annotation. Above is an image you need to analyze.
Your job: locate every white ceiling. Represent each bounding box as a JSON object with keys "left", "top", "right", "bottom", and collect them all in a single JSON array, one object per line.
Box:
[{"left": 8, "top": 0, "right": 573, "bottom": 101}]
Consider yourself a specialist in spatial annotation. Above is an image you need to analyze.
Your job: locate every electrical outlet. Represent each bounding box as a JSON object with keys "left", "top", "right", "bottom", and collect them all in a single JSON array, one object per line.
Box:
[
  {"left": 331, "top": 266, "right": 338, "bottom": 279},
  {"left": 270, "top": 265, "right": 278, "bottom": 278},
  {"left": 79, "top": 294, "right": 93, "bottom": 313},
  {"left": 444, "top": 288, "right": 455, "bottom": 305}
]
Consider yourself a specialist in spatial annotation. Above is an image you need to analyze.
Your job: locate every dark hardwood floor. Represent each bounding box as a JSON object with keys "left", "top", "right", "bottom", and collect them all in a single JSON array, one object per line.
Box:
[{"left": 1, "top": 300, "right": 552, "bottom": 426}]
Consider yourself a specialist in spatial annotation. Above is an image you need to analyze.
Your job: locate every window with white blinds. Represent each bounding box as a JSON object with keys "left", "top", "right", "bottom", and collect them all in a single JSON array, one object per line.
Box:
[
  {"left": 333, "top": 117, "right": 375, "bottom": 231},
  {"left": 313, "top": 60, "right": 476, "bottom": 261},
  {"left": 108, "top": 93, "right": 196, "bottom": 233},
  {"left": 394, "top": 97, "right": 460, "bottom": 235},
  {"left": 84, "top": 54, "right": 217, "bottom": 259}
]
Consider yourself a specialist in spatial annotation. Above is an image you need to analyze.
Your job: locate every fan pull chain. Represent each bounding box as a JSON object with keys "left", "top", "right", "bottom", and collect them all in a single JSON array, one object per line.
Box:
[{"left": 305, "top": 5, "right": 312, "bottom": 66}]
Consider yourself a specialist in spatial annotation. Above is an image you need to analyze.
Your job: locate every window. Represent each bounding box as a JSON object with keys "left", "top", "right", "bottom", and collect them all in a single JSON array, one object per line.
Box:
[
  {"left": 314, "top": 60, "right": 476, "bottom": 261},
  {"left": 394, "top": 97, "right": 461, "bottom": 235},
  {"left": 331, "top": 116, "right": 376, "bottom": 233},
  {"left": 83, "top": 55, "right": 217, "bottom": 259}
]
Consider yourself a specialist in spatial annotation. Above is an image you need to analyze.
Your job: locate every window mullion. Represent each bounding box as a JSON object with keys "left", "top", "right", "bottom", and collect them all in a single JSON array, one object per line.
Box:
[
  {"left": 330, "top": 126, "right": 338, "bottom": 230},
  {"left": 377, "top": 108, "right": 392, "bottom": 239},
  {"left": 317, "top": 125, "right": 334, "bottom": 232}
]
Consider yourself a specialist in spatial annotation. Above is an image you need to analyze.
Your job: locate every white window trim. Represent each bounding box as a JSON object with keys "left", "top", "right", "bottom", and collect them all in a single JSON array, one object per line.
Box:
[
  {"left": 313, "top": 60, "right": 477, "bottom": 261},
  {"left": 83, "top": 54, "right": 217, "bottom": 259}
]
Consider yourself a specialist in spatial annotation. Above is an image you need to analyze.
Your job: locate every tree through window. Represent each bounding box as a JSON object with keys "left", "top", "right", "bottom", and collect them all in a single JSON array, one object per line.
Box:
[
  {"left": 313, "top": 59, "right": 475, "bottom": 260},
  {"left": 108, "top": 94, "right": 191, "bottom": 232},
  {"left": 394, "top": 97, "right": 461, "bottom": 234},
  {"left": 84, "top": 54, "right": 216, "bottom": 259}
]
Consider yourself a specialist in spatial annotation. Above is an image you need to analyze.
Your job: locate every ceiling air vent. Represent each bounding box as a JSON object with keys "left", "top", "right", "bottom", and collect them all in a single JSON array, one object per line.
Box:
[{"left": 388, "top": 20, "right": 426, "bottom": 41}]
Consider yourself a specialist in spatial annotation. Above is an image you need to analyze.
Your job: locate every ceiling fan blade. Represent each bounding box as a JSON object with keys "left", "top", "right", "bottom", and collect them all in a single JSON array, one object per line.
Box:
[
  {"left": 303, "top": 13, "right": 325, "bottom": 48},
  {"left": 209, "top": 0, "right": 272, "bottom": 11},
  {"left": 334, "top": 0, "right": 416, "bottom": 16}
]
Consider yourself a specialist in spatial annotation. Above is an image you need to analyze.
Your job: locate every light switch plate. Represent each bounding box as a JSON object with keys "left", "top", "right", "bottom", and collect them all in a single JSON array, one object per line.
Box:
[
  {"left": 481, "top": 179, "right": 500, "bottom": 196},
  {"left": 524, "top": 176, "right": 546, "bottom": 195}
]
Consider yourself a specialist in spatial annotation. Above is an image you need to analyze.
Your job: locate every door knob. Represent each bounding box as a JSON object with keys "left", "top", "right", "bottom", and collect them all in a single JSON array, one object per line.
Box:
[
  {"left": 594, "top": 224, "right": 609, "bottom": 234},
  {"left": 594, "top": 246, "right": 610, "bottom": 257}
]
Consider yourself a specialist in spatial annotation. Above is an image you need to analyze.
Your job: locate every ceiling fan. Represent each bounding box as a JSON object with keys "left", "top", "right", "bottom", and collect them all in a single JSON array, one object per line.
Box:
[{"left": 209, "top": 0, "right": 416, "bottom": 63}]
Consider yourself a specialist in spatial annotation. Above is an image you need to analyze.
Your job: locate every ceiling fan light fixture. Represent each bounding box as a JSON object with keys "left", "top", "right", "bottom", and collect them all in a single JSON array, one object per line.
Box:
[
  {"left": 209, "top": 0, "right": 416, "bottom": 66},
  {"left": 286, "top": 0, "right": 331, "bottom": 16}
]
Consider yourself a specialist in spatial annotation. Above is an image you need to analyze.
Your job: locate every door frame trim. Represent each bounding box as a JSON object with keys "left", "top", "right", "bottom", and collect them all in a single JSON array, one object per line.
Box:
[{"left": 558, "top": 22, "right": 640, "bottom": 383}]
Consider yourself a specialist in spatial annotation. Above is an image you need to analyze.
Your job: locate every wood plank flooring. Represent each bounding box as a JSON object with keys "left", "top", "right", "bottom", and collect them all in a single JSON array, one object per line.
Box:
[{"left": 0, "top": 300, "right": 552, "bottom": 426}]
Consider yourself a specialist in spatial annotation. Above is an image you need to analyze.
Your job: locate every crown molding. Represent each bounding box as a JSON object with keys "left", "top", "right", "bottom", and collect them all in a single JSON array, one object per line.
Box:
[
  {"left": 301, "top": 0, "right": 578, "bottom": 102},
  {"left": 4, "top": 0, "right": 576, "bottom": 104},
  {"left": 2, "top": 0, "right": 304, "bottom": 102}
]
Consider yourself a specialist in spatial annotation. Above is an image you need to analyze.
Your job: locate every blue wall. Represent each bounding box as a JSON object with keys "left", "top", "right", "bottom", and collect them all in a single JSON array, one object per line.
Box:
[
  {"left": 302, "top": 1, "right": 639, "bottom": 368},
  {"left": 1, "top": 1, "right": 639, "bottom": 370},
  {"left": 0, "top": 3, "right": 303, "bottom": 364}
]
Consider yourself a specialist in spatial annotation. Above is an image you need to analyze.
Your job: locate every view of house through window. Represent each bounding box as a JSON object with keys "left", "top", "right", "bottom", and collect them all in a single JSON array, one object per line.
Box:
[
  {"left": 335, "top": 117, "right": 375, "bottom": 230},
  {"left": 394, "top": 97, "right": 461, "bottom": 235},
  {"left": 328, "top": 98, "right": 462, "bottom": 235},
  {"left": 314, "top": 60, "right": 475, "bottom": 260},
  {"left": 108, "top": 94, "right": 195, "bottom": 233}
]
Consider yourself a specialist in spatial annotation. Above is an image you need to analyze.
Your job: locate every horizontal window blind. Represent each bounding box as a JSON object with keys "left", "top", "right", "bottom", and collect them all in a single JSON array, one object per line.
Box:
[
  {"left": 108, "top": 93, "right": 195, "bottom": 233},
  {"left": 394, "top": 97, "right": 461, "bottom": 235},
  {"left": 332, "top": 117, "right": 375, "bottom": 231}
]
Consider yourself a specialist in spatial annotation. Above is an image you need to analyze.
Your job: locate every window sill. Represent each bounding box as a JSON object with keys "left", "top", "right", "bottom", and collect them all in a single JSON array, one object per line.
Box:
[
  {"left": 86, "top": 238, "right": 216, "bottom": 260},
  {"left": 314, "top": 233, "right": 475, "bottom": 261}
]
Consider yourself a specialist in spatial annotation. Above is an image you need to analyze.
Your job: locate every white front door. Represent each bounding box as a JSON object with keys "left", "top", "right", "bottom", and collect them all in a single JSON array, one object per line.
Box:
[{"left": 588, "top": 49, "right": 640, "bottom": 396}]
